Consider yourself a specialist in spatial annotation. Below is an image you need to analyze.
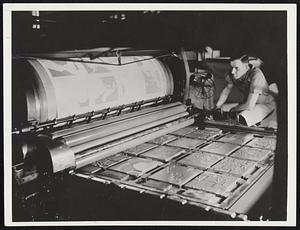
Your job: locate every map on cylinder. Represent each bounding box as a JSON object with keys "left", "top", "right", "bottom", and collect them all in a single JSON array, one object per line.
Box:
[
  {"left": 148, "top": 164, "right": 201, "bottom": 186},
  {"left": 147, "top": 134, "right": 177, "bottom": 145},
  {"left": 109, "top": 157, "right": 163, "bottom": 177},
  {"left": 141, "top": 145, "right": 186, "bottom": 162},
  {"left": 184, "top": 171, "right": 239, "bottom": 196},
  {"left": 200, "top": 142, "right": 240, "bottom": 155},
  {"left": 170, "top": 126, "right": 198, "bottom": 136},
  {"left": 38, "top": 57, "right": 171, "bottom": 120},
  {"left": 167, "top": 137, "right": 206, "bottom": 149},
  {"left": 216, "top": 133, "right": 254, "bottom": 145},
  {"left": 185, "top": 129, "right": 221, "bottom": 140},
  {"left": 230, "top": 146, "right": 273, "bottom": 162},
  {"left": 211, "top": 157, "right": 257, "bottom": 177},
  {"left": 178, "top": 151, "right": 223, "bottom": 169},
  {"left": 123, "top": 143, "right": 158, "bottom": 156},
  {"left": 246, "top": 137, "right": 276, "bottom": 150}
]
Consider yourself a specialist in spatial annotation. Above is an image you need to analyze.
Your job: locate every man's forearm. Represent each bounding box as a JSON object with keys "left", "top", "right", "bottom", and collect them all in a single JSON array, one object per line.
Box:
[
  {"left": 230, "top": 103, "right": 251, "bottom": 112},
  {"left": 216, "top": 87, "right": 231, "bottom": 108},
  {"left": 230, "top": 104, "right": 253, "bottom": 112}
]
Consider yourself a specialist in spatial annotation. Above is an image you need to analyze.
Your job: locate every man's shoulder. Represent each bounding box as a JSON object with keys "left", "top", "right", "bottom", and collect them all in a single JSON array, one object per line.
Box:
[
  {"left": 250, "top": 67, "right": 263, "bottom": 74},
  {"left": 248, "top": 67, "right": 265, "bottom": 80}
]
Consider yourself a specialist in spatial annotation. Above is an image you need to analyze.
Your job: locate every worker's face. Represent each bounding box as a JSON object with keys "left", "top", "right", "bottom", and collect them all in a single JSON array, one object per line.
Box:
[{"left": 230, "top": 59, "right": 249, "bottom": 80}]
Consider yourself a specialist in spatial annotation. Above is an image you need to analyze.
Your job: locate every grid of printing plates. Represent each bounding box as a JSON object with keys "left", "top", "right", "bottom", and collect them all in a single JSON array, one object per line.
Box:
[{"left": 74, "top": 126, "right": 276, "bottom": 213}]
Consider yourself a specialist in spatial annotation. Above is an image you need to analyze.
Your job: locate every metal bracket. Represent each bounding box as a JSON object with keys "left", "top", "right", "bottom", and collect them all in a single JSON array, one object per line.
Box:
[
  {"left": 181, "top": 48, "right": 192, "bottom": 104},
  {"left": 102, "top": 108, "right": 110, "bottom": 120},
  {"left": 116, "top": 50, "right": 121, "bottom": 65},
  {"left": 117, "top": 104, "right": 125, "bottom": 116}
]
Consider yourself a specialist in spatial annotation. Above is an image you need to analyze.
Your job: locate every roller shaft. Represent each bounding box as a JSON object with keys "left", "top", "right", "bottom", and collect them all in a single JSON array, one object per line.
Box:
[
  {"left": 75, "top": 118, "right": 195, "bottom": 169},
  {"left": 51, "top": 102, "right": 182, "bottom": 139},
  {"left": 71, "top": 111, "right": 189, "bottom": 154},
  {"left": 62, "top": 105, "right": 187, "bottom": 146}
]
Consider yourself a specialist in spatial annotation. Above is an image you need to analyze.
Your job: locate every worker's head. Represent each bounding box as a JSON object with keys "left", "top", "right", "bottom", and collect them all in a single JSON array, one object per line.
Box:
[{"left": 230, "top": 55, "right": 250, "bottom": 80}]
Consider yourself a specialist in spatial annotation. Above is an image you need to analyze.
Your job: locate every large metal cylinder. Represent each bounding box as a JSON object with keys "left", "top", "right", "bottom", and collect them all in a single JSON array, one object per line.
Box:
[
  {"left": 71, "top": 111, "right": 189, "bottom": 154},
  {"left": 61, "top": 104, "right": 187, "bottom": 146},
  {"left": 13, "top": 56, "right": 174, "bottom": 124},
  {"left": 75, "top": 117, "right": 195, "bottom": 169},
  {"left": 50, "top": 102, "right": 182, "bottom": 139}
]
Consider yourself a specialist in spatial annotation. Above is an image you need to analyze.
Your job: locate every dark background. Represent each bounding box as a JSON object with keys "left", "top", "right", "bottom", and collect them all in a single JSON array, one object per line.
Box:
[{"left": 12, "top": 11, "right": 286, "bottom": 84}]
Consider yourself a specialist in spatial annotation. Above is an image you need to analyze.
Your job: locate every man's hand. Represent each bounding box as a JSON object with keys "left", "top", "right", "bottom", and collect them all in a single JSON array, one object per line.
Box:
[
  {"left": 228, "top": 110, "right": 239, "bottom": 120},
  {"left": 212, "top": 106, "right": 223, "bottom": 120},
  {"left": 214, "top": 104, "right": 223, "bottom": 113},
  {"left": 215, "top": 83, "right": 233, "bottom": 109},
  {"left": 230, "top": 105, "right": 241, "bottom": 112},
  {"left": 230, "top": 103, "right": 252, "bottom": 112}
]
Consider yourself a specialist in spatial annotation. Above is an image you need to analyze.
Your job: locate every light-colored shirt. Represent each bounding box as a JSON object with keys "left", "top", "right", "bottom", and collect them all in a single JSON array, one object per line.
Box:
[{"left": 225, "top": 67, "right": 270, "bottom": 103}]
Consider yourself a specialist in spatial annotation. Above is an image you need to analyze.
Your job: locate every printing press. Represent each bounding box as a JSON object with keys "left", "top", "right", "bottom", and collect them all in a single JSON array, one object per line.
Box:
[{"left": 10, "top": 47, "right": 279, "bottom": 222}]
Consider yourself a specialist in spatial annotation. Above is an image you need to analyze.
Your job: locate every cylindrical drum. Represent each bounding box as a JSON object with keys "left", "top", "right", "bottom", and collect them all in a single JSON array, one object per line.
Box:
[{"left": 12, "top": 56, "right": 174, "bottom": 124}]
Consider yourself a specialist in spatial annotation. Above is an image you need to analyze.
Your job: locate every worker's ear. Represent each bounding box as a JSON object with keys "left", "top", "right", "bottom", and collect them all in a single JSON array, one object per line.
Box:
[
  {"left": 243, "top": 62, "right": 251, "bottom": 70},
  {"left": 240, "top": 54, "right": 249, "bottom": 62},
  {"left": 249, "top": 57, "right": 263, "bottom": 68}
]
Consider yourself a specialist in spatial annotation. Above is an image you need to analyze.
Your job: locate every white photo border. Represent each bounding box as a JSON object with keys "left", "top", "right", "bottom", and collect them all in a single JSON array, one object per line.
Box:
[{"left": 3, "top": 3, "right": 297, "bottom": 226}]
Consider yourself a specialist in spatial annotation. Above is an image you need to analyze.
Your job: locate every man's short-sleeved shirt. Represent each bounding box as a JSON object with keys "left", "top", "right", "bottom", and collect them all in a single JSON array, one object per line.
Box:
[{"left": 225, "top": 67, "right": 269, "bottom": 100}]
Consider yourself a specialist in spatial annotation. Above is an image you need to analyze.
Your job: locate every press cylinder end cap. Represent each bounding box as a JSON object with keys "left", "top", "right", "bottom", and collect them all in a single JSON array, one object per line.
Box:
[{"left": 37, "top": 135, "right": 76, "bottom": 173}]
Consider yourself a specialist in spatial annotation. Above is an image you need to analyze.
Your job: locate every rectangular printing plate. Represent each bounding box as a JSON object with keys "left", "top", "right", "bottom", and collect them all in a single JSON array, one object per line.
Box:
[
  {"left": 141, "top": 145, "right": 186, "bottom": 162},
  {"left": 246, "top": 136, "right": 276, "bottom": 150},
  {"left": 92, "top": 153, "right": 131, "bottom": 169},
  {"left": 177, "top": 150, "right": 223, "bottom": 169},
  {"left": 184, "top": 171, "right": 240, "bottom": 196},
  {"left": 200, "top": 142, "right": 240, "bottom": 156},
  {"left": 230, "top": 146, "right": 273, "bottom": 162},
  {"left": 123, "top": 143, "right": 158, "bottom": 156},
  {"left": 185, "top": 129, "right": 221, "bottom": 140},
  {"left": 147, "top": 134, "right": 178, "bottom": 145},
  {"left": 170, "top": 126, "right": 198, "bottom": 136},
  {"left": 167, "top": 137, "right": 206, "bottom": 149},
  {"left": 149, "top": 164, "right": 202, "bottom": 187},
  {"left": 109, "top": 157, "right": 163, "bottom": 177},
  {"left": 211, "top": 157, "right": 257, "bottom": 177},
  {"left": 216, "top": 133, "right": 254, "bottom": 145}
]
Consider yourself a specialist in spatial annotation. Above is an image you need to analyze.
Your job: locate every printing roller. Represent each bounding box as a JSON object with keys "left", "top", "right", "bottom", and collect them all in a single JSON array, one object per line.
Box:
[
  {"left": 31, "top": 107, "right": 191, "bottom": 173},
  {"left": 13, "top": 56, "right": 174, "bottom": 124},
  {"left": 12, "top": 55, "right": 193, "bottom": 176},
  {"left": 75, "top": 117, "right": 195, "bottom": 168},
  {"left": 60, "top": 104, "right": 187, "bottom": 146},
  {"left": 50, "top": 101, "right": 183, "bottom": 139}
]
